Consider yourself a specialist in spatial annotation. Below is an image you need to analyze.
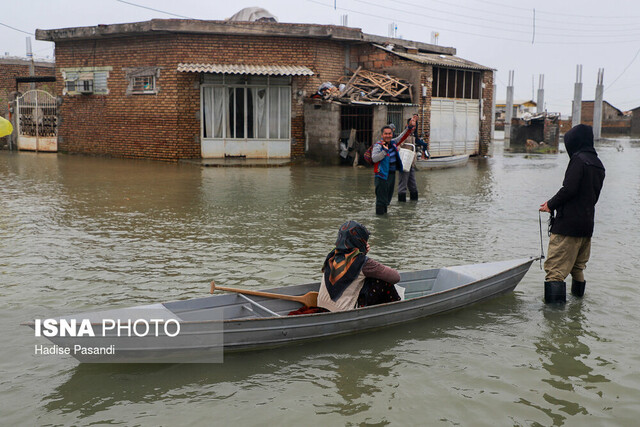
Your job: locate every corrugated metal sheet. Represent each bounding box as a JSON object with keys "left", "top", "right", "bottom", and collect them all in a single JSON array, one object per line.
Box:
[
  {"left": 177, "top": 63, "right": 314, "bottom": 76},
  {"left": 373, "top": 44, "right": 493, "bottom": 71}
]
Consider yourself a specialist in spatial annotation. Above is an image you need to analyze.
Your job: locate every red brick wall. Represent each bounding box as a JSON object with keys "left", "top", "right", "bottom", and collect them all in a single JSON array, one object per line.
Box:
[
  {"left": 54, "top": 34, "right": 346, "bottom": 160},
  {"left": 479, "top": 70, "right": 494, "bottom": 156}
]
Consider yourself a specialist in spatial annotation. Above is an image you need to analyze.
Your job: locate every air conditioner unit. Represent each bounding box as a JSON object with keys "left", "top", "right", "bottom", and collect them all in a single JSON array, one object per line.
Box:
[{"left": 77, "top": 79, "right": 94, "bottom": 94}]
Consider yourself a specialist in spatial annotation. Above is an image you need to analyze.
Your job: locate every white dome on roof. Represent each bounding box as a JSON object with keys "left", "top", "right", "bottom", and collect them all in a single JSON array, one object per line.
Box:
[{"left": 227, "top": 7, "right": 278, "bottom": 23}]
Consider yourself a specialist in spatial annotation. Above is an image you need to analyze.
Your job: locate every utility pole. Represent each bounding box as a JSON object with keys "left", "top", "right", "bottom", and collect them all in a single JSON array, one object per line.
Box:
[
  {"left": 572, "top": 65, "right": 583, "bottom": 127},
  {"left": 26, "top": 37, "right": 35, "bottom": 90},
  {"left": 536, "top": 74, "right": 544, "bottom": 114},
  {"left": 492, "top": 82, "right": 497, "bottom": 145},
  {"left": 505, "top": 70, "right": 515, "bottom": 147},
  {"left": 593, "top": 68, "right": 604, "bottom": 140}
]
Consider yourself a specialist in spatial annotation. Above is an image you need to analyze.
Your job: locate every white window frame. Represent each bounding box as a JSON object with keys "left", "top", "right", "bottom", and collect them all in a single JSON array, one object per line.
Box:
[{"left": 200, "top": 75, "right": 291, "bottom": 141}]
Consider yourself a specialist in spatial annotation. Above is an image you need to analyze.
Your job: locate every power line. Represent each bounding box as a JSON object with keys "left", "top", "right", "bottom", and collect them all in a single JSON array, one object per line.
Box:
[
  {"left": 389, "top": 0, "right": 640, "bottom": 32},
  {"left": 352, "top": 0, "right": 640, "bottom": 39},
  {"left": 114, "top": 0, "right": 195, "bottom": 19},
  {"left": 462, "top": 0, "right": 640, "bottom": 19},
  {"left": 0, "top": 21, "right": 34, "bottom": 36},
  {"left": 606, "top": 45, "right": 640, "bottom": 90},
  {"left": 308, "top": 0, "right": 640, "bottom": 45}
]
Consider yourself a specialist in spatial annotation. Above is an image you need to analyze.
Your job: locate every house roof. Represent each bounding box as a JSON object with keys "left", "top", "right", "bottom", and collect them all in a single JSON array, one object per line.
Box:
[
  {"left": 177, "top": 63, "right": 314, "bottom": 76},
  {"left": 36, "top": 19, "right": 456, "bottom": 56},
  {"left": 582, "top": 100, "right": 624, "bottom": 116},
  {"left": 373, "top": 44, "right": 492, "bottom": 71}
]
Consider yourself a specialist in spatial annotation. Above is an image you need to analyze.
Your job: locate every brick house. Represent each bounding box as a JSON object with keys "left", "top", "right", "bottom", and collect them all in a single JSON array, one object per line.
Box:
[
  {"left": 36, "top": 19, "right": 494, "bottom": 162},
  {"left": 580, "top": 100, "right": 630, "bottom": 136}
]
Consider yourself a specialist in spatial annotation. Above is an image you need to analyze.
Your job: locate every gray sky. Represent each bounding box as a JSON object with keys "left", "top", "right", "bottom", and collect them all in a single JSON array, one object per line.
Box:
[{"left": 3, "top": 0, "right": 639, "bottom": 114}]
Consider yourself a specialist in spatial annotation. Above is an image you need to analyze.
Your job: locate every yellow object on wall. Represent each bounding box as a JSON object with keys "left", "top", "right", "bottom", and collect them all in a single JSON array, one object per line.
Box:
[{"left": 0, "top": 116, "right": 13, "bottom": 137}]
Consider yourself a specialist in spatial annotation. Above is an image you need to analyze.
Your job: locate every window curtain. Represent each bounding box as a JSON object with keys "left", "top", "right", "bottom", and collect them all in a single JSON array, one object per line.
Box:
[
  {"left": 203, "top": 87, "right": 214, "bottom": 138},
  {"left": 253, "top": 88, "right": 267, "bottom": 139},
  {"left": 203, "top": 87, "right": 225, "bottom": 138},
  {"left": 213, "top": 87, "right": 224, "bottom": 138},
  {"left": 268, "top": 87, "right": 279, "bottom": 139},
  {"left": 279, "top": 87, "right": 290, "bottom": 139}
]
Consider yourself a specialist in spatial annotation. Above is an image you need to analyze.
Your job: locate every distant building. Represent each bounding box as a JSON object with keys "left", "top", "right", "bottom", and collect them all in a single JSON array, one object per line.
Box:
[
  {"left": 494, "top": 100, "right": 537, "bottom": 130},
  {"left": 580, "top": 100, "right": 630, "bottom": 136},
  {"left": 630, "top": 106, "right": 640, "bottom": 136}
]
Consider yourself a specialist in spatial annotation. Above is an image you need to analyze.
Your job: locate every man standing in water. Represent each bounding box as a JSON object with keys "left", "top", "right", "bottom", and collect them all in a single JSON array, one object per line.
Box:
[
  {"left": 539, "top": 124, "right": 605, "bottom": 303},
  {"left": 372, "top": 118, "right": 415, "bottom": 215}
]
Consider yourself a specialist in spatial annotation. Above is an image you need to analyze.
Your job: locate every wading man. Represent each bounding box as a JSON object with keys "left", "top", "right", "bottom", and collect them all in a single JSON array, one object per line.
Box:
[
  {"left": 371, "top": 119, "right": 415, "bottom": 215},
  {"left": 539, "top": 124, "right": 605, "bottom": 303}
]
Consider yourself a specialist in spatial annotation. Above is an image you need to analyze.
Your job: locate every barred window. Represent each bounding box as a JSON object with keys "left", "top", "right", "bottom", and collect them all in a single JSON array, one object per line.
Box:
[
  {"left": 432, "top": 67, "right": 480, "bottom": 99},
  {"left": 124, "top": 67, "right": 161, "bottom": 95},
  {"left": 62, "top": 70, "right": 109, "bottom": 95}
]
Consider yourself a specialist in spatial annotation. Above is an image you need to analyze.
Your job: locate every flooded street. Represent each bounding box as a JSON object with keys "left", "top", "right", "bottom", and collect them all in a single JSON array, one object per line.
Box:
[{"left": 1, "top": 139, "right": 639, "bottom": 425}]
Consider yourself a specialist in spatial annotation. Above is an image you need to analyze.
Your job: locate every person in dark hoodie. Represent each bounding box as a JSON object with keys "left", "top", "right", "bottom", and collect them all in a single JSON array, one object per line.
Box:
[{"left": 539, "top": 124, "right": 605, "bottom": 303}]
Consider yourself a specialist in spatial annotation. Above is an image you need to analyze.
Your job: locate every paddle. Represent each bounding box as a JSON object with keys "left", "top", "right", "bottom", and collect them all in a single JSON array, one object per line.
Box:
[{"left": 210, "top": 281, "right": 318, "bottom": 307}]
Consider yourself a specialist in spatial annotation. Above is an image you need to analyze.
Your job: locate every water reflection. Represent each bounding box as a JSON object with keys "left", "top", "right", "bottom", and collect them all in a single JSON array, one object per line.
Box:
[
  {"left": 43, "top": 294, "right": 524, "bottom": 422},
  {"left": 520, "top": 300, "right": 610, "bottom": 425}
]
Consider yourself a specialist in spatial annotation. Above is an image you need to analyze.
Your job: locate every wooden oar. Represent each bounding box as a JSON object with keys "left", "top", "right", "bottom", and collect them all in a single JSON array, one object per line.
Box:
[{"left": 210, "top": 281, "right": 318, "bottom": 307}]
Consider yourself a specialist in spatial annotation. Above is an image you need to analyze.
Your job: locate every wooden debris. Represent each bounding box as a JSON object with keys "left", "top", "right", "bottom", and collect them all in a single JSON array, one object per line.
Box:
[{"left": 335, "top": 68, "right": 413, "bottom": 103}]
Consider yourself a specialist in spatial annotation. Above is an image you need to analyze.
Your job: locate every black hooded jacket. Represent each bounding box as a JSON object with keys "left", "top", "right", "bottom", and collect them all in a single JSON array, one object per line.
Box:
[{"left": 547, "top": 124, "right": 605, "bottom": 237}]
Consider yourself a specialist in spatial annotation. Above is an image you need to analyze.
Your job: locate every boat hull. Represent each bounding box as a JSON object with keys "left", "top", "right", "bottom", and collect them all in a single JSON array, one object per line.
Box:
[
  {"left": 28, "top": 258, "right": 535, "bottom": 362},
  {"left": 416, "top": 154, "right": 469, "bottom": 169}
]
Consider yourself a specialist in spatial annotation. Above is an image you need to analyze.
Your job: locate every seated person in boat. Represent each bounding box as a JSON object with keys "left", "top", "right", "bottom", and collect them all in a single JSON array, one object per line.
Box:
[{"left": 318, "top": 221, "right": 401, "bottom": 312}]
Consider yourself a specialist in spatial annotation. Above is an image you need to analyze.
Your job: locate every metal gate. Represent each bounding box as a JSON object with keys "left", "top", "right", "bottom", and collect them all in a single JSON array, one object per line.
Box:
[
  {"left": 430, "top": 98, "right": 479, "bottom": 157},
  {"left": 16, "top": 90, "right": 58, "bottom": 152}
]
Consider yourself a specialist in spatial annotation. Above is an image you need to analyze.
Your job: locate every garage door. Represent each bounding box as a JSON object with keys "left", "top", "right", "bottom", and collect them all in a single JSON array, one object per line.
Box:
[{"left": 430, "top": 98, "right": 479, "bottom": 157}]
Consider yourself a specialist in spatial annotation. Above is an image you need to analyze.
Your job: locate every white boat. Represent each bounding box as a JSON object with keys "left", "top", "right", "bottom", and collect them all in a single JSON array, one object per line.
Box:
[
  {"left": 417, "top": 154, "right": 470, "bottom": 169},
  {"left": 25, "top": 257, "right": 535, "bottom": 363}
]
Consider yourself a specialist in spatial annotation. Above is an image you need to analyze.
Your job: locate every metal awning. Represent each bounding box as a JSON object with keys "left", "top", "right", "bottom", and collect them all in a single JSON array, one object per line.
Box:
[{"left": 177, "top": 63, "right": 314, "bottom": 76}]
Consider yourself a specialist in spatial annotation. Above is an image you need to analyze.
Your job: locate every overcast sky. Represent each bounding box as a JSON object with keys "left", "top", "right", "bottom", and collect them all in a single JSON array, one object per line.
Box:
[{"left": 2, "top": 0, "right": 639, "bottom": 114}]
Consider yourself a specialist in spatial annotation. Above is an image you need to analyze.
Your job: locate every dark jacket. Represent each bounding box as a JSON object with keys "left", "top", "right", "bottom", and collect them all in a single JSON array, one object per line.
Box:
[{"left": 547, "top": 124, "right": 605, "bottom": 237}]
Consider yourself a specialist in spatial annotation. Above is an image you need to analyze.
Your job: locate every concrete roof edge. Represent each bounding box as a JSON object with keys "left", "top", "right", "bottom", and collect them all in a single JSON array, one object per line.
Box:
[
  {"left": 363, "top": 33, "right": 455, "bottom": 55},
  {"left": 36, "top": 19, "right": 365, "bottom": 42},
  {"left": 36, "top": 19, "right": 455, "bottom": 52}
]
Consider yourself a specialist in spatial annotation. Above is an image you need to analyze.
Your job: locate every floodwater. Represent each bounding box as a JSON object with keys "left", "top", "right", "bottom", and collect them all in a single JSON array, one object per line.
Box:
[{"left": 1, "top": 138, "right": 639, "bottom": 426}]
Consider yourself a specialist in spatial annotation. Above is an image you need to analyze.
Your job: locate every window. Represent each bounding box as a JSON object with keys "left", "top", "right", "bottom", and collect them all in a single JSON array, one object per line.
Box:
[
  {"left": 202, "top": 75, "right": 291, "bottom": 140},
  {"left": 133, "top": 75, "right": 154, "bottom": 92},
  {"left": 125, "top": 67, "right": 161, "bottom": 95},
  {"left": 432, "top": 67, "right": 480, "bottom": 99},
  {"left": 386, "top": 105, "right": 404, "bottom": 136},
  {"left": 62, "top": 68, "right": 111, "bottom": 95}
]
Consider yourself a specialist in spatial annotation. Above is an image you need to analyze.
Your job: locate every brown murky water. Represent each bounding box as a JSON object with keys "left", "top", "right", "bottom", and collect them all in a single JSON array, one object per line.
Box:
[{"left": 1, "top": 138, "right": 639, "bottom": 425}]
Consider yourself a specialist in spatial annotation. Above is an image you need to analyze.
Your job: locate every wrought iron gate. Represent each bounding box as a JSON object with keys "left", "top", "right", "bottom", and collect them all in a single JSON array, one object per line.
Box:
[{"left": 16, "top": 90, "right": 58, "bottom": 152}]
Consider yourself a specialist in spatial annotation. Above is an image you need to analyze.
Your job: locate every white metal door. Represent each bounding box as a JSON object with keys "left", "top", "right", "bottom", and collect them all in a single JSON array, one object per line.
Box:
[
  {"left": 430, "top": 98, "right": 479, "bottom": 157},
  {"left": 16, "top": 90, "right": 58, "bottom": 152}
]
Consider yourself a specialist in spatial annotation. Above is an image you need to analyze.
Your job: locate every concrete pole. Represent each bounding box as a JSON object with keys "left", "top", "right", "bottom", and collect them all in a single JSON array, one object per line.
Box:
[
  {"left": 571, "top": 65, "right": 583, "bottom": 127},
  {"left": 491, "top": 83, "right": 496, "bottom": 144},
  {"left": 26, "top": 37, "right": 35, "bottom": 90},
  {"left": 593, "top": 68, "right": 604, "bottom": 140},
  {"left": 536, "top": 74, "right": 544, "bottom": 114},
  {"left": 504, "top": 70, "right": 514, "bottom": 147}
]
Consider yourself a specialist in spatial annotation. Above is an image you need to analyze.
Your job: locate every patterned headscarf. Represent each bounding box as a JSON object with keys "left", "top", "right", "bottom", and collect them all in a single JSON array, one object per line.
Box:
[{"left": 322, "top": 221, "right": 370, "bottom": 301}]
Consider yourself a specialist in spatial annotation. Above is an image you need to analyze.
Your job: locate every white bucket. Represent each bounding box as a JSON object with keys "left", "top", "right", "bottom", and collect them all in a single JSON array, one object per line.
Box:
[{"left": 398, "top": 144, "right": 415, "bottom": 172}]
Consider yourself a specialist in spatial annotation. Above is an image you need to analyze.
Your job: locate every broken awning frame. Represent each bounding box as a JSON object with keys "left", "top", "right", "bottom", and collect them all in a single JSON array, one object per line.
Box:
[{"left": 177, "top": 63, "right": 314, "bottom": 76}]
